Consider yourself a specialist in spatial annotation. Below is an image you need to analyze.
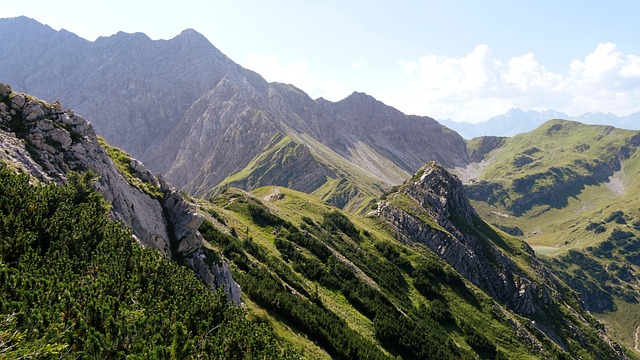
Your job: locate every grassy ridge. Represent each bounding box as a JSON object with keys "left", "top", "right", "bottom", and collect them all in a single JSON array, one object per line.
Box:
[
  {"left": 212, "top": 130, "right": 405, "bottom": 214},
  {"left": 466, "top": 120, "right": 640, "bottom": 216},
  {"left": 194, "top": 185, "right": 624, "bottom": 358},
  {"left": 460, "top": 119, "right": 640, "bottom": 353}
]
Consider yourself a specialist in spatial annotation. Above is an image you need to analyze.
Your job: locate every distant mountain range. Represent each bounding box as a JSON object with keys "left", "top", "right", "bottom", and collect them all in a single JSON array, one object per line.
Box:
[{"left": 440, "top": 108, "right": 640, "bottom": 139}]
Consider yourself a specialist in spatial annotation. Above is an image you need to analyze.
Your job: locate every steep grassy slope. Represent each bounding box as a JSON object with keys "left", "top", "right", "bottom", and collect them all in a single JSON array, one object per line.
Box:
[
  {"left": 457, "top": 120, "right": 640, "bottom": 248},
  {"left": 0, "top": 165, "right": 292, "bottom": 358},
  {"left": 194, "top": 174, "right": 628, "bottom": 359},
  {"left": 456, "top": 119, "right": 640, "bottom": 352},
  {"left": 211, "top": 132, "right": 333, "bottom": 194},
  {"left": 462, "top": 120, "right": 640, "bottom": 216},
  {"left": 211, "top": 131, "right": 402, "bottom": 213}
]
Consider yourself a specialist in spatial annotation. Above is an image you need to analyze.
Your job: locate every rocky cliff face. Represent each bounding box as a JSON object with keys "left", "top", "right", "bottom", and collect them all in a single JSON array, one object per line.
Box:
[
  {"left": 1, "top": 17, "right": 470, "bottom": 204},
  {"left": 0, "top": 83, "right": 240, "bottom": 304},
  {"left": 378, "top": 162, "right": 553, "bottom": 315},
  {"left": 147, "top": 77, "right": 469, "bottom": 201},
  {"left": 376, "top": 162, "right": 627, "bottom": 354}
]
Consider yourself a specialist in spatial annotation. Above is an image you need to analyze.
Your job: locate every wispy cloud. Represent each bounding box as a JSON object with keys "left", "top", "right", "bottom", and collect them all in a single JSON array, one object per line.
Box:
[
  {"left": 243, "top": 45, "right": 640, "bottom": 123},
  {"left": 389, "top": 43, "right": 640, "bottom": 123},
  {"left": 242, "top": 54, "right": 350, "bottom": 101}
]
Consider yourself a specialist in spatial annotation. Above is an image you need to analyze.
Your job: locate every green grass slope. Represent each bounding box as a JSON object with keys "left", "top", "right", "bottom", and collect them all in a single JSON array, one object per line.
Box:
[
  {"left": 457, "top": 119, "right": 640, "bottom": 353},
  {"left": 211, "top": 131, "right": 403, "bottom": 213},
  {"left": 464, "top": 120, "right": 640, "bottom": 216},
  {"left": 194, "top": 183, "right": 629, "bottom": 359},
  {"left": 0, "top": 164, "right": 292, "bottom": 359}
]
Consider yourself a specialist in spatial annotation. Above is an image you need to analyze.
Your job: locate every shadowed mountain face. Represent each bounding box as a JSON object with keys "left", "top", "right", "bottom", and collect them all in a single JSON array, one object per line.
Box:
[{"left": 0, "top": 17, "right": 469, "bottom": 204}]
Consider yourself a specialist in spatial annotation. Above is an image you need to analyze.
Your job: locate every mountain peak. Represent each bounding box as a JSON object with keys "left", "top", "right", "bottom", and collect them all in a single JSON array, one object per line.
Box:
[
  {"left": 174, "top": 28, "right": 212, "bottom": 45},
  {"left": 343, "top": 91, "right": 376, "bottom": 102},
  {"left": 505, "top": 108, "right": 525, "bottom": 115},
  {"left": 407, "top": 161, "right": 477, "bottom": 223},
  {"left": 0, "top": 16, "right": 70, "bottom": 39}
]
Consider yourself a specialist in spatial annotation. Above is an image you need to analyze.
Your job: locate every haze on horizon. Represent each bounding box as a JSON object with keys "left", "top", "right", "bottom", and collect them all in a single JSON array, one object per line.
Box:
[{"left": 2, "top": 0, "right": 640, "bottom": 124}]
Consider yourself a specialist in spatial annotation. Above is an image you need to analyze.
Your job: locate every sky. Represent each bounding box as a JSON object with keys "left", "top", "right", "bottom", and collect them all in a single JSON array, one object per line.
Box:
[{"left": 2, "top": 0, "right": 640, "bottom": 123}]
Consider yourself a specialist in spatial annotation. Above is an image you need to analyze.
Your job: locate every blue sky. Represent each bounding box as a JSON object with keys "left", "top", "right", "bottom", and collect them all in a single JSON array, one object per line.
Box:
[{"left": 3, "top": 0, "right": 640, "bottom": 123}]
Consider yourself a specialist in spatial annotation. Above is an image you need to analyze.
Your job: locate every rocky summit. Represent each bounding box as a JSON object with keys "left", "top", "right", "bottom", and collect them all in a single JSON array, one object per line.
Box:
[
  {"left": 377, "top": 161, "right": 626, "bottom": 356},
  {"left": 379, "top": 162, "right": 551, "bottom": 315},
  {"left": 0, "top": 17, "right": 469, "bottom": 210}
]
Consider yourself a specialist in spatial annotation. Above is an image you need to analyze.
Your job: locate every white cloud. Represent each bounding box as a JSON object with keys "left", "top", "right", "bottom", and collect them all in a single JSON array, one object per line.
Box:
[
  {"left": 569, "top": 42, "right": 622, "bottom": 83},
  {"left": 352, "top": 56, "right": 367, "bottom": 69},
  {"left": 242, "top": 54, "right": 349, "bottom": 101},
  {"left": 620, "top": 55, "right": 640, "bottom": 77},
  {"left": 385, "top": 42, "right": 640, "bottom": 123},
  {"left": 242, "top": 45, "right": 640, "bottom": 123},
  {"left": 398, "top": 60, "right": 417, "bottom": 75}
]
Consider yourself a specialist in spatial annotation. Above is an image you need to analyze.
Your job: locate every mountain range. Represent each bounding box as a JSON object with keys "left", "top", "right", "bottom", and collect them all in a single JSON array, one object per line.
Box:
[
  {"left": 0, "top": 85, "right": 628, "bottom": 358},
  {"left": 2, "top": 16, "right": 640, "bottom": 358},
  {"left": 0, "top": 16, "right": 468, "bottom": 212},
  {"left": 440, "top": 108, "right": 640, "bottom": 139}
]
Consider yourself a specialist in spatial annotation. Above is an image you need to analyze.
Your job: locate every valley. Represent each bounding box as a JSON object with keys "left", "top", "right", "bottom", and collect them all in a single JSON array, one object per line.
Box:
[
  {"left": 2, "top": 16, "right": 640, "bottom": 359},
  {"left": 456, "top": 120, "right": 640, "bottom": 352}
]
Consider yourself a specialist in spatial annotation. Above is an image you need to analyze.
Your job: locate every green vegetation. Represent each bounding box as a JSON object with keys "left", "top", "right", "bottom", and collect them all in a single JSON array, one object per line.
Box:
[
  {"left": 212, "top": 131, "right": 402, "bottom": 213},
  {"left": 0, "top": 164, "right": 292, "bottom": 358},
  {"left": 98, "top": 136, "right": 163, "bottom": 199},
  {"left": 194, "top": 184, "right": 624, "bottom": 359},
  {"left": 460, "top": 120, "right": 640, "bottom": 352},
  {"left": 466, "top": 120, "right": 640, "bottom": 215},
  {"left": 544, "top": 210, "right": 640, "bottom": 313}
]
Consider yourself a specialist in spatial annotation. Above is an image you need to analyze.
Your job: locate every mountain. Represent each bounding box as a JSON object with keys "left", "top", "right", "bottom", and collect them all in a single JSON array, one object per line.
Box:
[
  {"left": 0, "top": 16, "right": 240, "bottom": 160},
  {"left": 195, "top": 161, "right": 630, "bottom": 358},
  {"left": 1, "top": 85, "right": 630, "bottom": 358},
  {"left": 0, "top": 82, "right": 241, "bottom": 300},
  {"left": 0, "top": 17, "right": 469, "bottom": 210},
  {"left": 0, "top": 83, "right": 298, "bottom": 357},
  {"left": 441, "top": 109, "right": 640, "bottom": 139},
  {"left": 455, "top": 119, "right": 640, "bottom": 350}
]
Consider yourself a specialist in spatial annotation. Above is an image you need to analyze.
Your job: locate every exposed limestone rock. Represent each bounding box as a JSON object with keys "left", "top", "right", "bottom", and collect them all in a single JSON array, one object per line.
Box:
[
  {"left": 378, "top": 162, "right": 554, "bottom": 315},
  {"left": 0, "top": 83, "right": 241, "bottom": 304},
  {"left": 0, "top": 83, "right": 11, "bottom": 97},
  {"left": 10, "top": 93, "right": 26, "bottom": 109}
]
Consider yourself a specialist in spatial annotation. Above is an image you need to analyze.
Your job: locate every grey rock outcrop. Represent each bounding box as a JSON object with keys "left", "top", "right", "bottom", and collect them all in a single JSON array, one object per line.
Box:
[
  {"left": 0, "top": 83, "right": 241, "bottom": 304},
  {"left": 467, "top": 135, "right": 506, "bottom": 162},
  {"left": 378, "top": 162, "right": 549, "bottom": 315},
  {"left": 377, "top": 161, "right": 629, "bottom": 354}
]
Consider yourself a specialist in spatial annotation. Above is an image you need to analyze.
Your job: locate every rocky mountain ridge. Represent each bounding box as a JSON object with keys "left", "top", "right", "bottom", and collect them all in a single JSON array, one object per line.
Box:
[
  {"left": 377, "top": 161, "right": 626, "bottom": 355},
  {"left": 0, "top": 82, "right": 240, "bottom": 303},
  {"left": 0, "top": 83, "right": 632, "bottom": 358},
  {"left": 0, "top": 17, "right": 469, "bottom": 209}
]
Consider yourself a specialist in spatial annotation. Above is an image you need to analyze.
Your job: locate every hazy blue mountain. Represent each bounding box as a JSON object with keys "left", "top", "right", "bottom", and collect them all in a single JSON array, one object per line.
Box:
[{"left": 441, "top": 108, "right": 640, "bottom": 139}]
